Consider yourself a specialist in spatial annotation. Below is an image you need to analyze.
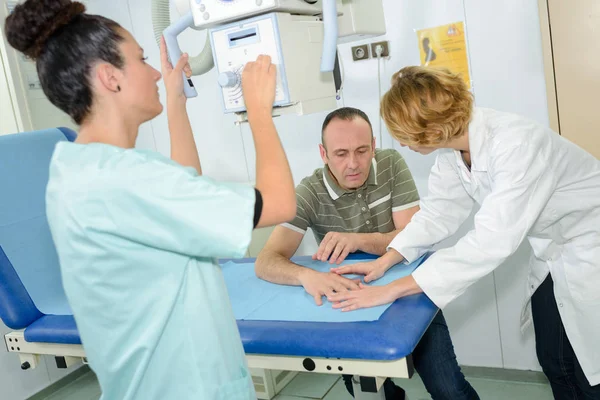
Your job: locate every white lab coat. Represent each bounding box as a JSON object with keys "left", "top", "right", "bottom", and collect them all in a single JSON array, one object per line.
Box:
[{"left": 389, "top": 107, "right": 600, "bottom": 385}]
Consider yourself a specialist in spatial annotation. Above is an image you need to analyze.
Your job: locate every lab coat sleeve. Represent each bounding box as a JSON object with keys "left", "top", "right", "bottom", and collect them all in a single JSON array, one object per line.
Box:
[
  {"left": 102, "top": 161, "right": 256, "bottom": 259},
  {"left": 388, "top": 152, "right": 474, "bottom": 262},
  {"left": 412, "top": 143, "right": 557, "bottom": 309}
]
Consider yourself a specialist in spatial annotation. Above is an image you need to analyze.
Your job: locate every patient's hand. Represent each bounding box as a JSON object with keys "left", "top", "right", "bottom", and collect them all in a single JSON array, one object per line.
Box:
[
  {"left": 298, "top": 270, "right": 360, "bottom": 306},
  {"left": 330, "top": 260, "right": 387, "bottom": 283},
  {"left": 313, "top": 232, "right": 359, "bottom": 264}
]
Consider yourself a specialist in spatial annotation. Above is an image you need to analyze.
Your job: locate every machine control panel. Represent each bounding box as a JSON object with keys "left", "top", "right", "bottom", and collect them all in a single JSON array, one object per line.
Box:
[{"left": 210, "top": 14, "right": 290, "bottom": 113}]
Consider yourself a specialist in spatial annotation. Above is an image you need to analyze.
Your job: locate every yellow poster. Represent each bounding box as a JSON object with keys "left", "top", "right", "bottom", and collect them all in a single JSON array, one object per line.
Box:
[{"left": 417, "top": 22, "right": 471, "bottom": 89}]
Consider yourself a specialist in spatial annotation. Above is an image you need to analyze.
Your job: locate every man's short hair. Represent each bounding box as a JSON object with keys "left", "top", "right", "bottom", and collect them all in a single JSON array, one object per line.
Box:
[{"left": 321, "top": 107, "right": 374, "bottom": 147}]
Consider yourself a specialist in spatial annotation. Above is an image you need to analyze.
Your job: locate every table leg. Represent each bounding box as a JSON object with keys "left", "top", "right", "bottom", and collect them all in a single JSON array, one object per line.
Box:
[{"left": 352, "top": 376, "right": 387, "bottom": 400}]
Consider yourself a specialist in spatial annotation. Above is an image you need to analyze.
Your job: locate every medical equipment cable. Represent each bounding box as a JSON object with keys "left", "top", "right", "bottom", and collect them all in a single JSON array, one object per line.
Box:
[
  {"left": 338, "top": 51, "right": 346, "bottom": 107},
  {"left": 238, "top": 124, "right": 252, "bottom": 183},
  {"left": 375, "top": 44, "right": 384, "bottom": 149}
]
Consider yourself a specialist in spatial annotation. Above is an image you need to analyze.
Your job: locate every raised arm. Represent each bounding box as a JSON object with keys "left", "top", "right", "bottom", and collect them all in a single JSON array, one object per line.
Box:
[
  {"left": 160, "top": 36, "right": 202, "bottom": 175},
  {"left": 241, "top": 55, "right": 296, "bottom": 227}
]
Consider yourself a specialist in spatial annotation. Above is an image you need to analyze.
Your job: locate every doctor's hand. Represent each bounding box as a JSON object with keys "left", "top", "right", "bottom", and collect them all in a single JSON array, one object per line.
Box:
[
  {"left": 160, "top": 36, "right": 192, "bottom": 104},
  {"left": 329, "top": 275, "right": 423, "bottom": 311},
  {"left": 242, "top": 55, "right": 277, "bottom": 117},
  {"left": 313, "top": 232, "right": 359, "bottom": 264},
  {"left": 330, "top": 259, "right": 388, "bottom": 283},
  {"left": 328, "top": 282, "right": 398, "bottom": 312},
  {"left": 298, "top": 270, "right": 361, "bottom": 306}
]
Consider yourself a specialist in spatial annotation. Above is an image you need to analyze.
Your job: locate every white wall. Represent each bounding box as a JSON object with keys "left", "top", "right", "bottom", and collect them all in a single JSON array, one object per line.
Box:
[
  {"left": 0, "top": 47, "right": 19, "bottom": 135},
  {"left": 0, "top": 13, "right": 19, "bottom": 135}
]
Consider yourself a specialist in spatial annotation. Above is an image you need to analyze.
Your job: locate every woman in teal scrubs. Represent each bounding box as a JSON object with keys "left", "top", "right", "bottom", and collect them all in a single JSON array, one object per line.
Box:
[{"left": 5, "top": 1, "right": 296, "bottom": 399}]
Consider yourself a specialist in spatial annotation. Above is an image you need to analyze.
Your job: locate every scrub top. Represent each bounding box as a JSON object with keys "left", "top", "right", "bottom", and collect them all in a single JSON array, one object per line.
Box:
[{"left": 46, "top": 142, "right": 257, "bottom": 400}]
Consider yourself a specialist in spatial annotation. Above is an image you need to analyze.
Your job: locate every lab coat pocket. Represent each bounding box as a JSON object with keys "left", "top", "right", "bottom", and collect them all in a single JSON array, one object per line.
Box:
[
  {"left": 561, "top": 237, "right": 600, "bottom": 303},
  {"left": 217, "top": 374, "right": 256, "bottom": 400}
]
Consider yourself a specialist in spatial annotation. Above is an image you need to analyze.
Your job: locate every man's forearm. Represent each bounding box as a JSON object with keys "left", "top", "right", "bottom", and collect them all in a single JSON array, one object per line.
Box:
[
  {"left": 255, "top": 249, "right": 314, "bottom": 286},
  {"left": 354, "top": 230, "right": 401, "bottom": 255},
  {"left": 167, "top": 100, "right": 202, "bottom": 175}
]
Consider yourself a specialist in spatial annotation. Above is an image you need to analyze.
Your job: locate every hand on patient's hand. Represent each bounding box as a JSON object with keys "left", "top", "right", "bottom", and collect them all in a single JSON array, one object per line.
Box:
[
  {"left": 330, "top": 260, "right": 387, "bottom": 283},
  {"left": 160, "top": 36, "right": 192, "bottom": 103},
  {"left": 328, "top": 283, "right": 396, "bottom": 312},
  {"left": 313, "top": 232, "right": 359, "bottom": 264},
  {"left": 299, "top": 270, "right": 360, "bottom": 306},
  {"left": 242, "top": 54, "right": 276, "bottom": 117}
]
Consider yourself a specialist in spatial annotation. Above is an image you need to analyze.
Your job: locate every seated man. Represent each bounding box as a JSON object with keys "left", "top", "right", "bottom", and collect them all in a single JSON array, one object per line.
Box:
[{"left": 255, "top": 107, "right": 479, "bottom": 400}]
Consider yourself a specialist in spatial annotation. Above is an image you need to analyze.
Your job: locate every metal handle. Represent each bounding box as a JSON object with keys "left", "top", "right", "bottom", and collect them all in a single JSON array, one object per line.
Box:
[{"left": 163, "top": 11, "right": 198, "bottom": 98}]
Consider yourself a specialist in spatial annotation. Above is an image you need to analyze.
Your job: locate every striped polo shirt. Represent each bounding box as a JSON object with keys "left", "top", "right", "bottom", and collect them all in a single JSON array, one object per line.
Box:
[{"left": 283, "top": 149, "right": 420, "bottom": 243}]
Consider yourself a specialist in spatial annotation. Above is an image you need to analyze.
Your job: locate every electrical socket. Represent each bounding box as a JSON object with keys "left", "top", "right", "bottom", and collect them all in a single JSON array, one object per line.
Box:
[
  {"left": 371, "top": 41, "right": 390, "bottom": 57},
  {"left": 351, "top": 44, "right": 370, "bottom": 61}
]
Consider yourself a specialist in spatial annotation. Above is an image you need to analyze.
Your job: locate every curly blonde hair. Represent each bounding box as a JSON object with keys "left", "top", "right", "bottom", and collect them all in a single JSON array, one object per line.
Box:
[{"left": 380, "top": 66, "right": 473, "bottom": 147}]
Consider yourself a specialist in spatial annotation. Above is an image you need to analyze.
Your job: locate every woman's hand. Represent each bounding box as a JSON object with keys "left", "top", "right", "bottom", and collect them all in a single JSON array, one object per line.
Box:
[
  {"left": 328, "top": 283, "right": 398, "bottom": 311},
  {"left": 328, "top": 275, "right": 423, "bottom": 312},
  {"left": 241, "top": 55, "right": 277, "bottom": 118},
  {"left": 160, "top": 36, "right": 192, "bottom": 104},
  {"left": 330, "top": 259, "right": 388, "bottom": 283}
]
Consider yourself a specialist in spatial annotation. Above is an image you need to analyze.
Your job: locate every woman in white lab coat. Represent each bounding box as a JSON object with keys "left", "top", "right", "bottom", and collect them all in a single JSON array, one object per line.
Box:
[{"left": 329, "top": 66, "right": 600, "bottom": 398}]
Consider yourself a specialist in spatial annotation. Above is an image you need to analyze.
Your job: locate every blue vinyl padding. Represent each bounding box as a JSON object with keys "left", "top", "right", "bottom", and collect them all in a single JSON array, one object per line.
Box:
[
  {"left": 0, "top": 245, "right": 43, "bottom": 329},
  {"left": 235, "top": 253, "right": 437, "bottom": 360},
  {"left": 0, "top": 128, "right": 76, "bottom": 318},
  {"left": 24, "top": 315, "right": 81, "bottom": 345},
  {"left": 57, "top": 127, "right": 77, "bottom": 142}
]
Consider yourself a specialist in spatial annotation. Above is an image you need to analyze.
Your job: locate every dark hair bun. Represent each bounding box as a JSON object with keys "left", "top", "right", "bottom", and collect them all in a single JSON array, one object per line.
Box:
[{"left": 4, "top": 0, "right": 86, "bottom": 60}]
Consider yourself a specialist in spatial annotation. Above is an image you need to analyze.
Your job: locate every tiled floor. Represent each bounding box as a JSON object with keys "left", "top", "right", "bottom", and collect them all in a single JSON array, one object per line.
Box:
[{"left": 37, "top": 369, "right": 554, "bottom": 400}]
